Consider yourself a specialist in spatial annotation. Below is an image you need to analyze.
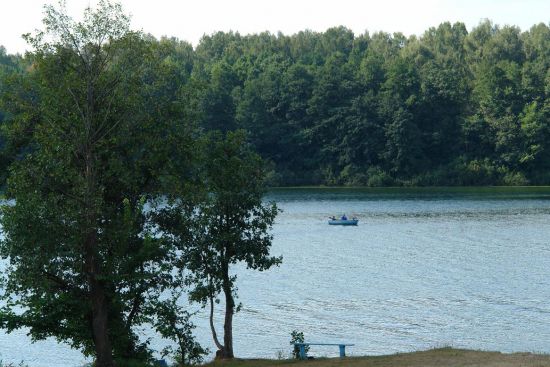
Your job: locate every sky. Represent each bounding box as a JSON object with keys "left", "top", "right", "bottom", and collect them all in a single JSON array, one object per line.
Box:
[{"left": 1, "top": 0, "right": 549, "bottom": 54}]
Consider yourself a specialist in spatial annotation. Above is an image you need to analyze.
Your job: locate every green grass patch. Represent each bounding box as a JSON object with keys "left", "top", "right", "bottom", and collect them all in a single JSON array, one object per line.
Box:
[{"left": 201, "top": 348, "right": 550, "bottom": 367}]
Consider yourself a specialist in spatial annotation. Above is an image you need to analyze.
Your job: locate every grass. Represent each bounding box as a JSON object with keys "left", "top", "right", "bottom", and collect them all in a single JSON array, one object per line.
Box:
[{"left": 202, "top": 348, "right": 550, "bottom": 367}]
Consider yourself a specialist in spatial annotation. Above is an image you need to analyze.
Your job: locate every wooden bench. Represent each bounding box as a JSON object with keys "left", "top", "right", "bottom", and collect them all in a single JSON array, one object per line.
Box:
[{"left": 294, "top": 343, "right": 355, "bottom": 359}]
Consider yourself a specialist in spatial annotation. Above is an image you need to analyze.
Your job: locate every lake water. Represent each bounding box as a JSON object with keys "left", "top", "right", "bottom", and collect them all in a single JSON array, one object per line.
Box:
[{"left": 2, "top": 187, "right": 550, "bottom": 365}]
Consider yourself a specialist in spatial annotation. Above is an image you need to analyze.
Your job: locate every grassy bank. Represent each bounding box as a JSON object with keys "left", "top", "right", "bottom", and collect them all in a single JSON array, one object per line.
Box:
[{"left": 203, "top": 348, "right": 550, "bottom": 367}]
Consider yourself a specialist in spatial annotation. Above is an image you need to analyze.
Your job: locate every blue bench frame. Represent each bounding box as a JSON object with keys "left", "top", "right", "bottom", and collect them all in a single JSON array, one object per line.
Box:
[{"left": 294, "top": 343, "right": 355, "bottom": 359}]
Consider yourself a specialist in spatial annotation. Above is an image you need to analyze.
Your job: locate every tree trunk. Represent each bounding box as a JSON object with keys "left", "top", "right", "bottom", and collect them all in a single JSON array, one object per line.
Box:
[
  {"left": 209, "top": 294, "right": 223, "bottom": 352},
  {"left": 81, "top": 76, "right": 114, "bottom": 366},
  {"left": 85, "top": 230, "right": 115, "bottom": 367},
  {"left": 90, "top": 281, "right": 114, "bottom": 367},
  {"left": 221, "top": 261, "right": 234, "bottom": 359},
  {"left": 222, "top": 289, "right": 234, "bottom": 359}
]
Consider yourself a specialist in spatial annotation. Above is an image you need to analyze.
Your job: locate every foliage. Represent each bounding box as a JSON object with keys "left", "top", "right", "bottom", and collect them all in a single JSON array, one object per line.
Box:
[
  {"left": 0, "top": 1, "right": 199, "bottom": 366},
  {"left": 4, "top": 20, "right": 550, "bottom": 187},
  {"left": 156, "top": 130, "right": 281, "bottom": 359},
  {"left": 186, "top": 22, "right": 550, "bottom": 186},
  {"left": 1, "top": 10, "right": 550, "bottom": 367},
  {"left": 290, "top": 330, "right": 309, "bottom": 359},
  {"left": 153, "top": 299, "right": 208, "bottom": 366},
  {"left": 190, "top": 130, "right": 280, "bottom": 359}
]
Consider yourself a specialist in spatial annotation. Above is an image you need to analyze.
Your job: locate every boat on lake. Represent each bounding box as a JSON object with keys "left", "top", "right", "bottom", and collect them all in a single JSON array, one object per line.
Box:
[{"left": 328, "top": 216, "right": 358, "bottom": 226}]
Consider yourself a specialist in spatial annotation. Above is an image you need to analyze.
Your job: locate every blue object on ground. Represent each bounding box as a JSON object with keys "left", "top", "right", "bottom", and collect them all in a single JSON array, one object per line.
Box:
[{"left": 294, "top": 343, "right": 355, "bottom": 359}]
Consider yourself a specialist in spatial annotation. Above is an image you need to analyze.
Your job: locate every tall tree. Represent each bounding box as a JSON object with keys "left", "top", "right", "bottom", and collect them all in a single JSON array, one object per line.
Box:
[
  {"left": 0, "top": 2, "right": 197, "bottom": 365},
  {"left": 157, "top": 131, "right": 281, "bottom": 359}
]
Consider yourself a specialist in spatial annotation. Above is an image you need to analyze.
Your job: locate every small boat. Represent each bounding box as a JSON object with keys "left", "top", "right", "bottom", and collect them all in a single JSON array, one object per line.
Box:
[{"left": 328, "top": 217, "right": 358, "bottom": 226}]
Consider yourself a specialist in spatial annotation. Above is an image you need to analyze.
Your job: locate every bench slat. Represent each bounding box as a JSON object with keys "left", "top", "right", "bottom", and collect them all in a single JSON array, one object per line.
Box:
[
  {"left": 295, "top": 343, "right": 355, "bottom": 346},
  {"left": 294, "top": 343, "right": 354, "bottom": 359}
]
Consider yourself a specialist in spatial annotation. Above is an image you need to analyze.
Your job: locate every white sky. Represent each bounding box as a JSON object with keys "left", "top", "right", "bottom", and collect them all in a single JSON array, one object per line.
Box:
[{"left": 1, "top": 0, "right": 549, "bottom": 54}]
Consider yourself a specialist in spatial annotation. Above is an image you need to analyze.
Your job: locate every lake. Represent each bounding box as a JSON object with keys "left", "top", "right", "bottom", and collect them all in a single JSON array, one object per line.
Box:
[{"left": 2, "top": 187, "right": 550, "bottom": 366}]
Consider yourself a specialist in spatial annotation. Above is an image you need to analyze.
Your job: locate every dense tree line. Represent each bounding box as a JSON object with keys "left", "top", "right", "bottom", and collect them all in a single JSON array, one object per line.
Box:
[
  {"left": 191, "top": 22, "right": 550, "bottom": 186},
  {"left": 0, "top": 1, "right": 548, "bottom": 365},
  {"left": 2, "top": 21, "right": 550, "bottom": 186}
]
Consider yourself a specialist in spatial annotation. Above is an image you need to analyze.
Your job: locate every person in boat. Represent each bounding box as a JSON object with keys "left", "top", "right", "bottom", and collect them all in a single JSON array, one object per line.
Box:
[
  {"left": 341, "top": 214, "right": 347, "bottom": 220},
  {"left": 330, "top": 216, "right": 336, "bottom": 220}
]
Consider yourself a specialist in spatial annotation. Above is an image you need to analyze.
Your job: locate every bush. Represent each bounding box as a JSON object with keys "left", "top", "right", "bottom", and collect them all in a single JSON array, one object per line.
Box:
[
  {"left": 290, "top": 330, "right": 309, "bottom": 359},
  {"left": 501, "top": 170, "right": 529, "bottom": 186},
  {"left": 336, "top": 164, "right": 365, "bottom": 186},
  {"left": 366, "top": 167, "right": 394, "bottom": 187}
]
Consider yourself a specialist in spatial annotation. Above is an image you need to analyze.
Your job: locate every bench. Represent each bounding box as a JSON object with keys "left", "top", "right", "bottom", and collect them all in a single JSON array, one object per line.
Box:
[{"left": 294, "top": 343, "right": 355, "bottom": 359}]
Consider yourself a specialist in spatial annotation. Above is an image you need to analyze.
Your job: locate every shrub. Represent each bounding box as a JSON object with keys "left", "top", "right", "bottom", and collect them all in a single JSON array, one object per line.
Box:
[
  {"left": 290, "top": 330, "right": 309, "bottom": 359},
  {"left": 502, "top": 170, "right": 529, "bottom": 186},
  {"left": 366, "top": 166, "right": 394, "bottom": 187}
]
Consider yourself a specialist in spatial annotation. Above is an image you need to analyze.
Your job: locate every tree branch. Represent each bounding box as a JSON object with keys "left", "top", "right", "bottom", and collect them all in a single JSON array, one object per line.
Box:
[
  {"left": 209, "top": 276, "right": 223, "bottom": 351},
  {"left": 42, "top": 270, "right": 84, "bottom": 295}
]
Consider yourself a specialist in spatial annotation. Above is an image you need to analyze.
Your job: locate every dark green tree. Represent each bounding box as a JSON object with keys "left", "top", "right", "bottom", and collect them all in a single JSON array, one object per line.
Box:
[
  {"left": 0, "top": 2, "right": 198, "bottom": 366},
  {"left": 153, "top": 299, "right": 208, "bottom": 366},
  {"left": 3, "top": 19, "right": 550, "bottom": 187},
  {"left": 159, "top": 131, "right": 281, "bottom": 359}
]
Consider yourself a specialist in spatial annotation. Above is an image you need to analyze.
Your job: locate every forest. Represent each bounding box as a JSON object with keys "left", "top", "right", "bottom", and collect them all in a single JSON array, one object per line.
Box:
[
  {"left": 2, "top": 21, "right": 550, "bottom": 186},
  {"left": 0, "top": 1, "right": 549, "bottom": 366}
]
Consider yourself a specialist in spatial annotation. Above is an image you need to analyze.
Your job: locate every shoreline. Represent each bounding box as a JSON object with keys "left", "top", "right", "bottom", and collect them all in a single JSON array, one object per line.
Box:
[
  {"left": 203, "top": 347, "right": 550, "bottom": 366},
  {"left": 268, "top": 185, "right": 550, "bottom": 189}
]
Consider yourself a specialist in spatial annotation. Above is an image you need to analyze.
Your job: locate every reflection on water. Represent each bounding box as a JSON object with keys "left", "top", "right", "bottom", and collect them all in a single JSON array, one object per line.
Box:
[{"left": 2, "top": 187, "right": 550, "bottom": 365}]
